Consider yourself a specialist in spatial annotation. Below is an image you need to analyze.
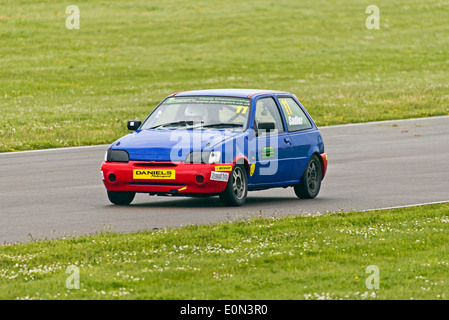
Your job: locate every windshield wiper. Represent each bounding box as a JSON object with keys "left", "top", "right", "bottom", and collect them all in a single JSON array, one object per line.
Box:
[
  {"left": 200, "top": 123, "right": 243, "bottom": 129},
  {"left": 150, "top": 120, "right": 203, "bottom": 129}
]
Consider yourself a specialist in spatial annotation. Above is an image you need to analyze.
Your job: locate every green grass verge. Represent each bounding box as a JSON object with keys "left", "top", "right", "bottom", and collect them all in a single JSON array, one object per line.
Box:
[
  {"left": 1, "top": 0, "right": 449, "bottom": 152},
  {"left": 1, "top": 203, "right": 449, "bottom": 300}
]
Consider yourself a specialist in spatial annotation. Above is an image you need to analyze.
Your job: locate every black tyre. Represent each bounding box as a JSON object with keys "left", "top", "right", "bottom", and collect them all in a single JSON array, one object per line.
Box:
[
  {"left": 294, "top": 154, "right": 322, "bottom": 199},
  {"left": 219, "top": 165, "right": 248, "bottom": 206},
  {"left": 107, "top": 190, "right": 136, "bottom": 205}
]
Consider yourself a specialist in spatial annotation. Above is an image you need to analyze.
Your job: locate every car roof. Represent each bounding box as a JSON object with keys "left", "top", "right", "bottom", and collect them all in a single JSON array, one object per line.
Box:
[{"left": 171, "top": 89, "right": 291, "bottom": 98}]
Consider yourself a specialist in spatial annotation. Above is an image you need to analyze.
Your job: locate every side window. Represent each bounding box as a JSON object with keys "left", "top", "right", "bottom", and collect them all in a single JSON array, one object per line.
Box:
[
  {"left": 278, "top": 97, "right": 313, "bottom": 132},
  {"left": 254, "top": 97, "right": 284, "bottom": 133}
]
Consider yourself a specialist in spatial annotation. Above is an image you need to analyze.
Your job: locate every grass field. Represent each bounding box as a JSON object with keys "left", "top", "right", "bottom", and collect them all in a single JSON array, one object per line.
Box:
[
  {"left": 1, "top": 0, "right": 448, "bottom": 152},
  {"left": 1, "top": 203, "right": 449, "bottom": 300}
]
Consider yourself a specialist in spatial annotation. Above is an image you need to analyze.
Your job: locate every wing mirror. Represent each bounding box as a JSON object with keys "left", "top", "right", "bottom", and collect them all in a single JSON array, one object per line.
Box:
[
  {"left": 257, "top": 122, "right": 275, "bottom": 131},
  {"left": 254, "top": 122, "right": 275, "bottom": 137},
  {"left": 127, "top": 120, "right": 141, "bottom": 131}
]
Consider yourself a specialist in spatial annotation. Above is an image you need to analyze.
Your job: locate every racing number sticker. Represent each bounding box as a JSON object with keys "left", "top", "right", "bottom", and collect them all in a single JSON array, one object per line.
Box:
[{"left": 235, "top": 106, "right": 248, "bottom": 114}]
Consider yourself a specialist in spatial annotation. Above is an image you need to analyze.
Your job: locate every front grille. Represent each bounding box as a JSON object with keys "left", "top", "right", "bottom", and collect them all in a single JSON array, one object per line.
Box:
[{"left": 129, "top": 182, "right": 185, "bottom": 186}]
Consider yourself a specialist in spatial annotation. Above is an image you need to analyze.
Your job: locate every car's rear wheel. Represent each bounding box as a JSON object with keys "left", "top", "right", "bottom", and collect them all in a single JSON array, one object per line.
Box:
[
  {"left": 107, "top": 190, "right": 136, "bottom": 205},
  {"left": 294, "top": 154, "right": 322, "bottom": 199},
  {"left": 219, "top": 165, "right": 248, "bottom": 206}
]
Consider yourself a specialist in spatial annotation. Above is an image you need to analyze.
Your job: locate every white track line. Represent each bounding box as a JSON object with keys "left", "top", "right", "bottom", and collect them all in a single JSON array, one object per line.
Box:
[
  {"left": 318, "top": 114, "right": 449, "bottom": 130},
  {"left": 361, "top": 200, "right": 449, "bottom": 212},
  {"left": 0, "top": 144, "right": 109, "bottom": 156}
]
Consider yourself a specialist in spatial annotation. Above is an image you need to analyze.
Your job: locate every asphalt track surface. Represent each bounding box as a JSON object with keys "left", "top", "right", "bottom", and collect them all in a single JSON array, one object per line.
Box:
[{"left": 1, "top": 116, "right": 449, "bottom": 244}]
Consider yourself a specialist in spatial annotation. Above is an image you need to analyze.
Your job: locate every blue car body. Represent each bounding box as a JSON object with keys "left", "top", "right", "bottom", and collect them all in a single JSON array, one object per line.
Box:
[{"left": 103, "top": 89, "right": 327, "bottom": 205}]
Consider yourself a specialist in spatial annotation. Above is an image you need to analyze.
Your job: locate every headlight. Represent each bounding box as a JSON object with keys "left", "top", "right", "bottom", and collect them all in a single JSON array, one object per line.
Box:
[
  {"left": 208, "top": 151, "right": 221, "bottom": 164},
  {"left": 185, "top": 151, "right": 209, "bottom": 164},
  {"left": 184, "top": 151, "right": 221, "bottom": 164},
  {"left": 106, "top": 149, "right": 129, "bottom": 163}
]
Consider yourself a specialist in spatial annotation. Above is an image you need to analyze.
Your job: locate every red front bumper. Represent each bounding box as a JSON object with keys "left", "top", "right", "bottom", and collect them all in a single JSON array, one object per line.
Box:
[{"left": 101, "top": 161, "right": 233, "bottom": 195}]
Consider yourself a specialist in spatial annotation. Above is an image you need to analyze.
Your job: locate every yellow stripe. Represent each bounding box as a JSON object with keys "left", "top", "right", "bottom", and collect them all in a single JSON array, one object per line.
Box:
[
  {"left": 285, "top": 100, "right": 293, "bottom": 115},
  {"left": 281, "top": 99, "right": 288, "bottom": 115},
  {"left": 281, "top": 99, "right": 291, "bottom": 115},
  {"left": 178, "top": 187, "right": 187, "bottom": 191}
]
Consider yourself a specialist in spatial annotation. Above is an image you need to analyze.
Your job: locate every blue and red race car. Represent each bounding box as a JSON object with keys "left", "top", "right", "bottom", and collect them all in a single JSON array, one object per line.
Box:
[{"left": 101, "top": 89, "right": 327, "bottom": 206}]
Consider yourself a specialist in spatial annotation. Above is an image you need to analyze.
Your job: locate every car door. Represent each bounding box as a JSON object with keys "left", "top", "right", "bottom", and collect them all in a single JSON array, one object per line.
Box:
[
  {"left": 250, "top": 96, "right": 295, "bottom": 185},
  {"left": 276, "top": 96, "right": 315, "bottom": 181}
]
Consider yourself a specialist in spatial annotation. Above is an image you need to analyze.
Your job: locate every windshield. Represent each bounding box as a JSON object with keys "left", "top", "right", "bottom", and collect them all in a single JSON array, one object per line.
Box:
[{"left": 140, "top": 96, "right": 252, "bottom": 131}]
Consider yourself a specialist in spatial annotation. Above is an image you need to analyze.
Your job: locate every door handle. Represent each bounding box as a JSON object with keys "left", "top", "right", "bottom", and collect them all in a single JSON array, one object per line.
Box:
[{"left": 284, "top": 137, "right": 292, "bottom": 145}]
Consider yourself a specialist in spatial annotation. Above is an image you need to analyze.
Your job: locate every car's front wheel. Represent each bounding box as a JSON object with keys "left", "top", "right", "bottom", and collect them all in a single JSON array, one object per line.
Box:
[
  {"left": 219, "top": 165, "right": 248, "bottom": 206},
  {"left": 294, "top": 154, "right": 322, "bottom": 199},
  {"left": 107, "top": 190, "right": 136, "bottom": 205}
]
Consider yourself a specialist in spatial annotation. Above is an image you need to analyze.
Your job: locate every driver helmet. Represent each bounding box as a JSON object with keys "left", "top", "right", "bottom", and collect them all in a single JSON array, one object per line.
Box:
[{"left": 184, "top": 105, "right": 205, "bottom": 121}]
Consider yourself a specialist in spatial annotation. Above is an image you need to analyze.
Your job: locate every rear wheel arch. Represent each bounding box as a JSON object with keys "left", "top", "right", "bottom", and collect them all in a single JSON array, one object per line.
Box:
[{"left": 314, "top": 152, "right": 325, "bottom": 177}]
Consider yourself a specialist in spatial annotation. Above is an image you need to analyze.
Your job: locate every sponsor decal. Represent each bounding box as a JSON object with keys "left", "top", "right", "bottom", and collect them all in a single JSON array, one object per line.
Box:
[
  {"left": 133, "top": 169, "right": 175, "bottom": 179},
  {"left": 210, "top": 171, "right": 229, "bottom": 182},
  {"left": 288, "top": 115, "right": 304, "bottom": 126},
  {"left": 214, "top": 165, "right": 232, "bottom": 172},
  {"left": 250, "top": 163, "right": 255, "bottom": 176},
  {"left": 166, "top": 96, "right": 251, "bottom": 106},
  {"left": 261, "top": 146, "right": 275, "bottom": 159}
]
